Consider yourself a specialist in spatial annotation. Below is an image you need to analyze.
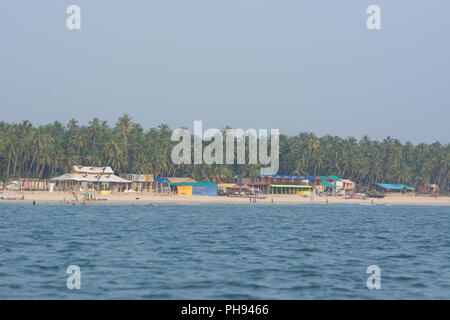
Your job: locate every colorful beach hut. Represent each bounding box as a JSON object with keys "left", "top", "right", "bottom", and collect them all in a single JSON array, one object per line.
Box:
[
  {"left": 172, "top": 182, "right": 218, "bottom": 196},
  {"left": 269, "top": 184, "right": 312, "bottom": 195}
]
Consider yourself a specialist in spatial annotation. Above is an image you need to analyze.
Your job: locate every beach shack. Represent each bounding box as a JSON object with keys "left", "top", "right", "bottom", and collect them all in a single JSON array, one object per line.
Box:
[
  {"left": 374, "top": 183, "right": 415, "bottom": 193},
  {"left": 167, "top": 177, "right": 196, "bottom": 194},
  {"left": 4, "top": 178, "right": 49, "bottom": 191},
  {"left": 217, "top": 183, "right": 240, "bottom": 196},
  {"left": 248, "top": 175, "right": 310, "bottom": 193},
  {"left": 303, "top": 176, "right": 323, "bottom": 186},
  {"left": 248, "top": 175, "right": 272, "bottom": 193},
  {"left": 269, "top": 184, "right": 312, "bottom": 195},
  {"left": 217, "top": 183, "right": 250, "bottom": 196},
  {"left": 338, "top": 179, "right": 355, "bottom": 193},
  {"left": 302, "top": 176, "right": 323, "bottom": 193},
  {"left": 416, "top": 183, "right": 439, "bottom": 194},
  {"left": 171, "top": 182, "right": 218, "bottom": 196},
  {"left": 121, "top": 173, "right": 154, "bottom": 192},
  {"left": 153, "top": 178, "right": 170, "bottom": 193},
  {"left": 52, "top": 166, "right": 131, "bottom": 192}
]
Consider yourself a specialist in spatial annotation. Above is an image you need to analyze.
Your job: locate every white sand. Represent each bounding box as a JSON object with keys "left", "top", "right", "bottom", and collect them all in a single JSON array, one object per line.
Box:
[{"left": 0, "top": 191, "right": 449, "bottom": 206}]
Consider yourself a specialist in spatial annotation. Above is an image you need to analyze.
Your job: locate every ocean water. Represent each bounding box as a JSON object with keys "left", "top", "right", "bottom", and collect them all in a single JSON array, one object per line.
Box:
[{"left": 0, "top": 204, "right": 449, "bottom": 299}]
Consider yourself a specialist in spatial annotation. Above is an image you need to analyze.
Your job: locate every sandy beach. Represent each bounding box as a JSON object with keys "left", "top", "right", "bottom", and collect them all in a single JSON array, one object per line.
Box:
[{"left": 0, "top": 191, "right": 449, "bottom": 206}]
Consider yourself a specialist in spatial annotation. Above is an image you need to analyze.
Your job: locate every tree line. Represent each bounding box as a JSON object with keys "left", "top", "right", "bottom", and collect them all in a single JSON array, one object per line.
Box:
[{"left": 0, "top": 115, "right": 448, "bottom": 190}]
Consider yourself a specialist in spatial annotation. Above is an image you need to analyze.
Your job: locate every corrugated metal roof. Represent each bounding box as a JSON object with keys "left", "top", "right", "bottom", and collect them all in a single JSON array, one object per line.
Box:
[{"left": 321, "top": 181, "right": 337, "bottom": 188}]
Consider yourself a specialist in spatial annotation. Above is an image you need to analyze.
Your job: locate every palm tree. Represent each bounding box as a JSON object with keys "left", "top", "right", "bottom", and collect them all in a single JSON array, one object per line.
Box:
[
  {"left": 305, "top": 135, "right": 319, "bottom": 174},
  {"left": 116, "top": 114, "right": 133, "bottom": 171},
  {"left": 104, "top": 136, "right": 124, "bottom": 171},
  {"left": 88, "top": 118, "right": 101, "bottom": 150},
  {"left": 0, "top": 117, "right": 448, "bottom": 191}
]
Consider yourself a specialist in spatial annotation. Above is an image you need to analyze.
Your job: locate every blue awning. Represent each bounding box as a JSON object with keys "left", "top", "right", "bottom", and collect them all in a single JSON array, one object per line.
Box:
[{"left": 376, "top": 183, "right": 415, "bottom": 190}]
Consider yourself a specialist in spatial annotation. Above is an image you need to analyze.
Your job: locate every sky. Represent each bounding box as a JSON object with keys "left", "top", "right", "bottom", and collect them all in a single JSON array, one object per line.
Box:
[{"left": 0, "top": 1, "right": 449, "bottom": 143}]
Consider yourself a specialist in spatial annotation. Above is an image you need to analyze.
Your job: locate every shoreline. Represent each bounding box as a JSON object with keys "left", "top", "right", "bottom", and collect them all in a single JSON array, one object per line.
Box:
[{"left": 0, "top": 191, "right": 449, "bottom": 206}]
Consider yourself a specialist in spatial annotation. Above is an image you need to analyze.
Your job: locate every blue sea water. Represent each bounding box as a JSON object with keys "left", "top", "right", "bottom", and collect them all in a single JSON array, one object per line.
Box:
[{"left": 0, "top": 204, "right": 449, "bottom": 299}]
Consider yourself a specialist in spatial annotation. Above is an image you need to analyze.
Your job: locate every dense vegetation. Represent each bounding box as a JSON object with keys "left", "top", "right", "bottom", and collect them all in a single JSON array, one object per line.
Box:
[{"left": 0, "top": 115, "right": 448, "bottom": 190}]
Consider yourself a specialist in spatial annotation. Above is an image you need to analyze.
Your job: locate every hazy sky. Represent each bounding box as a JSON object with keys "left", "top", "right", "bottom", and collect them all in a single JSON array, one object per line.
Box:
[{"left": 1, "top": 1, "right": 449, "bottom": 143}]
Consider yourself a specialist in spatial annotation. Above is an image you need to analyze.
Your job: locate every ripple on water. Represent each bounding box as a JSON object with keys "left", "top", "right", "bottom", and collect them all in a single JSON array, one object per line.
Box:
[{"left": 0, "top": 204, "right": 449, "bottom": 299}]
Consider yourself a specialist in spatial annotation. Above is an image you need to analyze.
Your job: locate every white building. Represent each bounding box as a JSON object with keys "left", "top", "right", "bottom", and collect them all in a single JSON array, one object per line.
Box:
[{"left": 51, "top": 166, "right": 131, "bottom": 192}]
